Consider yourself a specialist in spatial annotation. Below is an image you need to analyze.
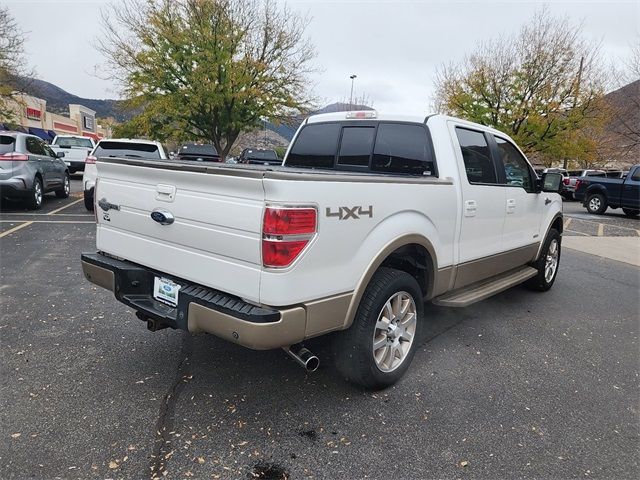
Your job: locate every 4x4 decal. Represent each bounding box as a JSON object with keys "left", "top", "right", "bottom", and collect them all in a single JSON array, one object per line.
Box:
[{"left": 326, "top": 205, "right": 373, "bottom": 220}]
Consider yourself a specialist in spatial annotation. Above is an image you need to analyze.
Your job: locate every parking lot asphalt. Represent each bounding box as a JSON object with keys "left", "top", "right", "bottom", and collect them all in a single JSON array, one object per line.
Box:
[{"left": 1, "top": 185, "right": 639, "bottom": 480}]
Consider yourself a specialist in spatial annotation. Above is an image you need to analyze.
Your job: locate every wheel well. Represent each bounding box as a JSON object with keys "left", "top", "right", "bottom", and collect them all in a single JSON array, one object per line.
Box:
[
  {"left": 379, "top": 243, "right": 432, "bottom": 297},
  {"left": 552, "top": 216, "right": 563, "bottom": 234}
]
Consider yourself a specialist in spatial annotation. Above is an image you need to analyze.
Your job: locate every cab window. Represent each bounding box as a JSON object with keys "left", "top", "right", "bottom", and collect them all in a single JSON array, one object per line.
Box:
[
  {"left": 455, "top": 128, "right": 497, "bottom": 184},
  {"left": 494, "top": 136, "right": 534, "bottom": 192}
]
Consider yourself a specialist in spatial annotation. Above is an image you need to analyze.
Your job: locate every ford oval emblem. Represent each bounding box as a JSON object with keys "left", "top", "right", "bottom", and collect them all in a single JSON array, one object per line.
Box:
[{"left": 151, "top": 209, "right": 175, "bottom": 225}]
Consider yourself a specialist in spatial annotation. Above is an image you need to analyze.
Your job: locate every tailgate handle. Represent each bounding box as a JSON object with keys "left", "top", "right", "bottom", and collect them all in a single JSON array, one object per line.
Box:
[{"left": 156, "top": 184, "right": 176, "bottom": 202}]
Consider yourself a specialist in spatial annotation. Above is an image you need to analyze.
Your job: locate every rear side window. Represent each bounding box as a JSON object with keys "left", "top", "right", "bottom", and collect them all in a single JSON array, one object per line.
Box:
[
  {"left": 371, "top": 124, "right": 433, "bottom": 175},
  {"left": 26, "top": 137, "right": 46, "bottom": 155},
  {"left": 55, "top": 137, "right": 94, "bottom": 149},
  {"left": 94, "top": 142, "right": 161, "bottom": 159},
  {"left": 455, "top": 128, "right": 497, "bottom": 184},
  {"left": 0, "top": 136, "right": 15, "bottom": 155},
  {"left": 338, "top": 127, "right": 375, "bottom": 167},
  {"left": 287, "top": 123, "right": 341, "bottom": 168},
  {"left": 494, "top": 136, "right": 534, "bottom": 192}
]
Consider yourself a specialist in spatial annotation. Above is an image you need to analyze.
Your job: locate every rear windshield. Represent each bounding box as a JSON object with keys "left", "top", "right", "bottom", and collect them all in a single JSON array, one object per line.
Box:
[
  {"left": 586, "top": 171, "right": 606, "bottom": 177},
  {"left": 0, "top": 135, "right": 16, "bottom": 155},
  {"left": 245, "top": 150, "right": 278, "bottom": 160},
  {"left": 55, "top": 137, "right": 94, "bottom": 148},
  {"left": 178, "top": 144, "right": 218, "bottom": 156},
  {"left": 286, "top": 122, "right": 435, "bottom": 176},
  {"left": 94, "top": 141, "right": 161, "bottom": 159}
]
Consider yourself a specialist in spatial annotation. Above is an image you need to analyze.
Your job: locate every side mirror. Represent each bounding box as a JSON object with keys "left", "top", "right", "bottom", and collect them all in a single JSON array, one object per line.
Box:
[
  {"left": 538, "top": 172, "right": 562, "bottom": 193},
  {"left": 56, "top": 151, "right": 65, "bottom": 158}
]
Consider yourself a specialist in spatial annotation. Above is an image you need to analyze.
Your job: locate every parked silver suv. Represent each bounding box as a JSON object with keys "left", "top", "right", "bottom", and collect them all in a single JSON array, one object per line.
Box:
[{"left": 0, "top": 132, "right": 70, "bottom": 209}]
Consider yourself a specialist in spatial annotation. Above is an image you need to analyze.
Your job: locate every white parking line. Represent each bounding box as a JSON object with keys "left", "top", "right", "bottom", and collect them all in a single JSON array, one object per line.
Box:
[
  {"left": 0, "top": 221, "right": 33, "bottom": 238},
  {"left": 48, "top": 198, "right": 83, "bottom": 215},
  {"left": 0, "top": 213, "right": 92, "bottom": 217}
]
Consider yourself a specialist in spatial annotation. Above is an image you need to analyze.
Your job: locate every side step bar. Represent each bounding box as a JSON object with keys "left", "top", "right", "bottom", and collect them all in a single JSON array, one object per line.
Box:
[{"left": 433, "top": 266, "right": 538, "bottom": 307}]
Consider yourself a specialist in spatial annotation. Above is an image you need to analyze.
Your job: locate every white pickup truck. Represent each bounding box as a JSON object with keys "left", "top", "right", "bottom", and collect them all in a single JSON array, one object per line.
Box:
[
  {"left": 50, "top": 135, "right": 96, "bottom": 174},
  {"left": 82, "top": 112, "right": 564, "bottom": 389}
]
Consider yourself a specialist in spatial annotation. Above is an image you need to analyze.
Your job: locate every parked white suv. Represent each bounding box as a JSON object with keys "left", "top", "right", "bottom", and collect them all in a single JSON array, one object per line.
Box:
[
  {"left": 82, "top": 139, "right": 168, "bottom": 210},
  {"left": 82, "top": 112, "right": 563, "bottom": 389}
]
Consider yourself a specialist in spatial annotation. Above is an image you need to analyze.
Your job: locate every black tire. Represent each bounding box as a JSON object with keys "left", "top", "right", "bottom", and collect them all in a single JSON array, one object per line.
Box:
[
  {"left": 332, "top": 267, "right": 423, "bottom": 390},
  {"left": 526, "top": 229, "right": 561, "bottom": 292},
  {"left": 622, "top": 208, "right": 639, "bottom": 217},
  {"left": 84, "top": 188, "right": 94, "bottom": 211},
  {"left": 585, "top": 193, "right": 607, "bottom": 214},
  {"left": 26, "top": 176, "right": 43, "bottom": 210},
  {"left": 55, "top": 173, "right": 70, "bottom": 198}
]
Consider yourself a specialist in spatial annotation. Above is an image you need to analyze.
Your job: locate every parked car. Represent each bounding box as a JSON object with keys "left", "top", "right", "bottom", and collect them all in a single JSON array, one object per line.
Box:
[
  {"left": 175, "top": 143, "right": 220, "bottom": 162},
  {"left": 237, "top": 148, "right": 281, "bottom": 165},
  {"left": 83, "top": 139, "right": 168, "bottom": 211},
  {"left": 574, "top": 164, "right": 640, "bottom": 216},
  {"left": 82, "top": 111, "right": 563, "bottom": 389},
  {"left": 563, "top": 169, "right": 606, "bottom": 200},
  {"left": 0, "top": 132, "right": 70, "bottom": 209},
  {"left": 49, "top": 135, "right": 96, "bottom": 174}
]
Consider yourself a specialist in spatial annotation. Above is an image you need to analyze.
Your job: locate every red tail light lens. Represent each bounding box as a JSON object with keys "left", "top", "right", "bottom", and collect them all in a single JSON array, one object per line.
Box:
[
  {"left": 574, "top": 179, "right": 582, "bottom": 190},
  {"left": 262, "top": 207, "right": 317, "bottom": 268},
  {"left": 563, "top": 178, "right": 570, "bottom": 185},
  {"left": 0, "top": 153, "right": 28, "bottom": 161},
  {"left": 85, "top": 155, "right": 97, "bottom": 164},
  {"left": 263, "top": 207, "right": 317, "bottom": 235}
]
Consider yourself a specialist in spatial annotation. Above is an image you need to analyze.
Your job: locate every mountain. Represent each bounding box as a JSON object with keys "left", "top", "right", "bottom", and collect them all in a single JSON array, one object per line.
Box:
[
  {"left": 18, "top": 78, "right": 127, "bottom": 121},
  {"left": 19, "top": 78, "right": 375, "bottom": 141}
]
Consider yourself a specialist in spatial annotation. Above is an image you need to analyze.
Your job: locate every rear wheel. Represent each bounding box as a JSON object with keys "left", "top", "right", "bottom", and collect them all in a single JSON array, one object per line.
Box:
[
  {"left": 586, "top": 193, "right": 607, "bottom": 214},
  {"left": 55, "top": 173, "right": 70, "bottom": 198},
  {"left": 526, "top": 229, "right": 561, "bottom": 292},
  {"left": 332, "top": 267, "right": 423, "bottom": 390},
  {"left": 84, "top": 188, "right": 94, "bottom": 211},
  {"left": 622, "top": 208, "right": 639, "bottom": 217},
  {"left": 26, "top": 176, "right": 43, "bottom": 210}
]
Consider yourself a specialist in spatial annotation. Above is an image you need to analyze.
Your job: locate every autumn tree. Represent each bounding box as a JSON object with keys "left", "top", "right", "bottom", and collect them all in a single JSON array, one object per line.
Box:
[
  {"left": 0, "top": 5, "right": 29, "bottom": 123},
  {"left": 99, "top": 0, "right": 316, "bottom": 160},
  {"left": 433, "top": 10, "right": 605, "bottom": 167}
]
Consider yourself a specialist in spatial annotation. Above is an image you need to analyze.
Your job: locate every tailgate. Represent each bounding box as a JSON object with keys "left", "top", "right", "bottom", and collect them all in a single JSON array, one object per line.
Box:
[{"left": 95, "top": 159, "right": 265, "bottom": 303}]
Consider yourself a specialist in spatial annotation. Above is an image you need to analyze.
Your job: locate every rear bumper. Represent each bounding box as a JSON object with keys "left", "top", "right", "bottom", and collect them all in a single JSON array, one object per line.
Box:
[
  {"left": 0, "top": 178, "right": 30, "bottom": 198},
  {"left": 81, "top": 252, "right": 309, "bottom": 349}
]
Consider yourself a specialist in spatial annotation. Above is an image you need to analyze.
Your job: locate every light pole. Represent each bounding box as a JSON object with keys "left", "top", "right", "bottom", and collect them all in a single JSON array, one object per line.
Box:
[{"left": 349, "top": 74, "right": 357, "bottom": 110}]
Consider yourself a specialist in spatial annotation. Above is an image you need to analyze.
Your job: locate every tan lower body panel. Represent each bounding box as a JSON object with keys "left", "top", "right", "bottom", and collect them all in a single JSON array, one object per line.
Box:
[
  {"left": 452, "top": 243, "right": 539, "bottom": 290},
  {"left": 81, "top": 260, "right": 115, "bottom": 292},
  {"left": 188, "top": 303, "right": 307, "bottom": 350}
]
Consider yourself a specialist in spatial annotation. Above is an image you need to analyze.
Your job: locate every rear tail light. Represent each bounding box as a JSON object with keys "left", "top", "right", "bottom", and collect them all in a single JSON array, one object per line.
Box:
[
  {"left": 0, "top": 153, "right": 28, "bottom": 161},
  {"left": 85, "top": 155, "right": 97, "bottom": 164},
  {"left": 262, "top": 207, "right": 317, "bottom": 268},
  {"left": 563, "top": 178, "right": 570, "bottom": 185},
  {"left": 574, "top": 179, "right": 582, "bottom": 190}
]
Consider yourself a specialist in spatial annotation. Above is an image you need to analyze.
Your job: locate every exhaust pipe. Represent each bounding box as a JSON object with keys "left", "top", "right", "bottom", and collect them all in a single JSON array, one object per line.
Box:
[{"left": 284, "top": 343, "right": 319, "bottom": 372}]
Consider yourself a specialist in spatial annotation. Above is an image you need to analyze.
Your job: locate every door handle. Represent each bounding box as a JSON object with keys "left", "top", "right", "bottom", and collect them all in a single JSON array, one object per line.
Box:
[
  {"left": 464, "top": 200, "right": 477, "bottom": 217},
  {"left": 506, "top": 199, "right": 516, "bottom": 214},
  {"left": 155, "top": 184, "right": 176, "bottom": 202}
]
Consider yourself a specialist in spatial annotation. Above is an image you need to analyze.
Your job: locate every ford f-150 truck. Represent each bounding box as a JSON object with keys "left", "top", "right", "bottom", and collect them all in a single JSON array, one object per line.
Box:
[
  {"left": 50, "top": 135, "right": 96, "bottom": 174},
  {"left": 81, "top": 112, "right": 564, "bottom": 389},
  {"left": 574, "top": 164, "right": 640, "bottom": 216}
]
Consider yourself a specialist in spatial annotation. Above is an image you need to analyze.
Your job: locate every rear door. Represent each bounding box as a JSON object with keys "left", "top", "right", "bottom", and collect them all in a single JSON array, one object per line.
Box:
[
  {"left": 25, "top": 137, "right": 54, "bottom": 188},
  {"left": 620, "top": 166, "right": 640, "bottom": 209},
  {"left": 451, "top": 125, "right": 505, "bottom": 264}
]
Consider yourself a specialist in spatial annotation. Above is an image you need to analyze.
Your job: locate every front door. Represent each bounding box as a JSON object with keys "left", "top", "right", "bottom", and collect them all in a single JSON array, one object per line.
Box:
[
  {"left": 492, "top": 135, "right": 545, "bottom": 252},
  {"left": 620, "top": 166, "right": 640, "bottom": 209}
]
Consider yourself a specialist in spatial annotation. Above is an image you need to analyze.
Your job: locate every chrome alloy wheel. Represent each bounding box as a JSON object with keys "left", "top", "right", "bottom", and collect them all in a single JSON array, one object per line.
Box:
[
  {"left": 64, "top": 175, "right": 70, "bottom": 195},
  {"left": 588, "top": 196, "right": 601, "bottom": 212},
  {"left": 545, "top": 239, "right": 559, "bottom": 283},
  {"left": 372, "top": 291, "right": 417, "bottom": 373},
  {"left": 34, "top": 180, "right": 42, "bottom": 207}
]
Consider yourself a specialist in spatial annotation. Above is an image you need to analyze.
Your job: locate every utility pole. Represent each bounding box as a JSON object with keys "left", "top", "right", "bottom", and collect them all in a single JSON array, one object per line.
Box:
[{"left": 349, "top": 74, "right": 357, "bottom": 110}]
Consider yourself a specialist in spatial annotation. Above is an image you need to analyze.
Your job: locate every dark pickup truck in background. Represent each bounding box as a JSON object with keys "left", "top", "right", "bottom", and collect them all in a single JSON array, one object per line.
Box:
[{"left": 574, "top": 164, "right": 640, "bottom": 216}]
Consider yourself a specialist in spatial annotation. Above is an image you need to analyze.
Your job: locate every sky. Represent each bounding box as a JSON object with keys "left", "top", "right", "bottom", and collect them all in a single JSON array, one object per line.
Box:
[{"left": 5, "top": 0, "right": 639, "bottom": 116}]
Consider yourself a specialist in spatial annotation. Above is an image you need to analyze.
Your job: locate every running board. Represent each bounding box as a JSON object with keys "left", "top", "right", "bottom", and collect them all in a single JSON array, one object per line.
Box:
[{"left": 433, "top": 266, "right": 538, "bottom": 307}]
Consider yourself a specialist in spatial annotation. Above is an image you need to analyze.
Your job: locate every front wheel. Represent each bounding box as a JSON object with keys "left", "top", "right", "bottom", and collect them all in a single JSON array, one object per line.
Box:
[
  {"left": 622, "top": 208, "right": 639, "bottom": 217},
  {"left": 526, "top": 229, "right": 561, "bottom": 292},
  {"left": 586, "top": 193, "right": 607, "bottom": 214},
  {"left": 332, "top": 267, "right": 423, "bottom": 390},
  {"left": 55, "top": 173, "right": 70, "bottom": 198}
]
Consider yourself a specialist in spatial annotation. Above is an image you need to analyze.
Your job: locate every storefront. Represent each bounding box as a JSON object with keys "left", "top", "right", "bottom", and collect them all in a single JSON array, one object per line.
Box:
[{"left": 1, "top": 94, "right": 111, "bottom": 142}]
